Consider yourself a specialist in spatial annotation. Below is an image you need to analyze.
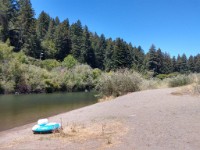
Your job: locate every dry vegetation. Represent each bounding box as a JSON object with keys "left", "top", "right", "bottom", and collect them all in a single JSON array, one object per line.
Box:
[{"left": 51, "top": 119, "right": 128, "bottom": 149}]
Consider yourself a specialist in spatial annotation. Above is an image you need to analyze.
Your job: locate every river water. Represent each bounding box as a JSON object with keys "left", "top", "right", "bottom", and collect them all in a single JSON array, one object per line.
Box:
[{"left": 0, "top": 92, "right": 97, "bottom": 132}]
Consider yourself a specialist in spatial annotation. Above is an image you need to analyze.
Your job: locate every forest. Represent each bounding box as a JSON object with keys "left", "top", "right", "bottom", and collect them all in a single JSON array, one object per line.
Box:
[{"left": 0, "top": 0, "right": 200, "bottom": 95}]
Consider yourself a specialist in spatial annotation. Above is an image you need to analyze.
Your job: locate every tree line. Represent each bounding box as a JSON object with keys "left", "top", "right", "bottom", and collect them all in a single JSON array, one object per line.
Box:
[{"left": 0, "top": 0, "right": 200, "bottom": 75}]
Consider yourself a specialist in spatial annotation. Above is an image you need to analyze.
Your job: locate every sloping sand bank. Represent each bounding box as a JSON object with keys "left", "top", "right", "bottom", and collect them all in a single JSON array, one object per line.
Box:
[{"left": 1, "top": 88, "right": 200, "bottom": 150}]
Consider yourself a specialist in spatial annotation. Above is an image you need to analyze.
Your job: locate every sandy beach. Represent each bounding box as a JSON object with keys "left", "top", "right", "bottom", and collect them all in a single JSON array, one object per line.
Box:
[{"left": 1, "top": 88, "right": 200, "bottom": 150}]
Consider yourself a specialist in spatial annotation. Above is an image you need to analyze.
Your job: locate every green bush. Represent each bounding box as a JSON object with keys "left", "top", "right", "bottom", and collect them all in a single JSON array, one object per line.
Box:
[
  {"left": 62, "top": 55, "right": 78, "bottom": 69},
  {"left": 41, "top": 59, "right": 60, "bottom": 71},
  {"left": 96, "top": 70, "right": 142, "bottom": 97},
  {"left": 156, "top": 74, "right": 168, "bottom": 80},
  {"left": 167, "top": 75, "right": 191, "bottom": 87}
]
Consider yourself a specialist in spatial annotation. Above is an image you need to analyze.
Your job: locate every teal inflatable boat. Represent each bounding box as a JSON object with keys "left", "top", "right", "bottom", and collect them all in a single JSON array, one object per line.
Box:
[{"left": 32, "top": 119, "right": 61, "bottom": 134}]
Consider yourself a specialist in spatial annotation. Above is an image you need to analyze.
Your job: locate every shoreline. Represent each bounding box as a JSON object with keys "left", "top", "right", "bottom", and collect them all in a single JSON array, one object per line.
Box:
[{"left": 1, "top": 88, "right": 200, "bottom": 150}]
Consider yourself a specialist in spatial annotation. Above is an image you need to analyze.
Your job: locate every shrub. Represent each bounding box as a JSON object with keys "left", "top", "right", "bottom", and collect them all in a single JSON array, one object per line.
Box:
[
  {"left": 140, "top": 78, "right": 161, "bottom": 90},
  {"left": 41, "top": 59, "right": 60, "bottom": 71},
  {"left": 96, "top": 70, "right": 142, "bottom": 97},
  {"left": 156, "top": 74, "right": 168, "bottom": 80},
  {"left": 62, "top": 55, "right": 78, "bottom": 69},
  {"left": 167, "top": 75, "right": 191, "bottom": 87}
]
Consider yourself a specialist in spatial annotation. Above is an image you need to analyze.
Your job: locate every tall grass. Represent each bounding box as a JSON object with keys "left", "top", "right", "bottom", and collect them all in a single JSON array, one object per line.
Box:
[
  {"left": 96, "top": 70, "right": 142, "bottom": 97},
  {"left": 166, "top": 75, "right": 192, "bottom": 87}
]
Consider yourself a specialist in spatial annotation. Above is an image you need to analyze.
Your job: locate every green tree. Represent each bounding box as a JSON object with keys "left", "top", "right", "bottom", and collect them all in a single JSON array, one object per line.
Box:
[
  {"left": 36, "top": 11, "right": 50, "bottom": 40},
  {"left": 16, "top": 0, "right": 40, "bottom": 57},
  {"left": 45, "top": 18, "right": 55, "bottom": 40},
  {"left": 70, "top": 20, "right": 84, "bottom": 62},
  {"left": 0, "top": 0, "right": 18, "bottom": 42},
  {"left": 194, "top": 54, "right": 200, "bottom": 73},
  {"left": 95, "top": 34, "right": 106, "bottom": 69},
  {"left": 82, "top": 26, "right": 95, "bottom": 67},
  {"left": 54, "top": 19, "right": 71, "bottom": 60},
  {"left": 180, "top": 54, "right": 188, "bottom": 73},
  {"left": 172, "top": 56, "right": 177, "bottom": 72},
  {"left": 132, "top": 46, "right": 145, "bottom": 71},
  {"left": 146, "top": 44, "right": 159, "bottom": 75},
  {"left": 113, "top": 38, "right": 130, "bottom": 69},
  {"left": 54, "top": 16, "right": 60, "bottom": 26},
  {"left": 41, "top": 39, "right": 56, "bottom": 59},
  {"left": 188, "top": 55, "right": 195, "bottom": 72},
  {"left": 104, "top": 38, "right": 114, "bottom": 71},
  {"left": 162, "top": 52, "right": 173, "bottom": 74},
  {"left": 62, "top": 54, "right": 78, "bottom": 69}
]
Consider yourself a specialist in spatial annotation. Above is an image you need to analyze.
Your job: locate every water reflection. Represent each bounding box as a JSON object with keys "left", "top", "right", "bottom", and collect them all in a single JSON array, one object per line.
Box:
[{"left": 0, "top": 92, "right": 97, "bottom": 131}]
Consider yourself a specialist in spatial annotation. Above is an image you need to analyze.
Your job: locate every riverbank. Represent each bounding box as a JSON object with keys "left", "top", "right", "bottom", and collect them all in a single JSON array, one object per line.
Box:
[{"left": 1, "top": 87, "right": 200, "bottom": 150}]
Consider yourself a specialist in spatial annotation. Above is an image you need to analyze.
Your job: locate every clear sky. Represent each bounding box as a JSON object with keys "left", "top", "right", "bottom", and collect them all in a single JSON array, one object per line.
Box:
[{"left": 31, "top": 0, "right": 200, "bottom": 57}]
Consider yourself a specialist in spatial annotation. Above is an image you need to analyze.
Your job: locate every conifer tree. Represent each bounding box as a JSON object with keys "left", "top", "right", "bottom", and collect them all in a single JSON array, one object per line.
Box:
[
  {"left": 172, "top": 56, "right": 177, "bottom": 72},
  {"left": 0, "top": 0, "right": 18, "bottom": 42},
  {"left": 45, "top": 18, "right": 55, "bottom": 40},
  {"left": 180, "top": 54, "right": 188, "bottom": 73},
  {"left": 70, "top": 20, "right": 84, "bottom": 62},
  {"left": 194, "top": 54, "right": 200, "bottom": 73},
  {"left": 113, "top": 38, "right": 130, "bottom": 69},
  {"left": 16, "top": 0, "right": 38, "bottom": 56},
  {"left": 36, "top": 11, "right": 50, "bottom": 40},
  {"left": 82, "top": 26, "right": 95, "bottom": 67},
  {"left": 188, "top": 55, "right": 195, "bottom": 72},
  {"left": 95, "top": 34, "right": 106, "bottom": 69},
  {"left": 176, "top": 54, "right": 182, "bottom": 72},
  {"left": 146, "top": 44, "right": 159, "bottom": 74},
  {"left": 163, "top": 52, "right": 173, "bottom": 74},
  {"left": 54, "top": 19, "right": 71, "bottom": 60},
  {"left": 104, "top": 38, "right": 114, "bottom": 71}
]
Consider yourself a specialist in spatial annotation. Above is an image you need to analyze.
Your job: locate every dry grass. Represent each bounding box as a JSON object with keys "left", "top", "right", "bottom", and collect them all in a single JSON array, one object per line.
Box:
[
  {"left": 98, "top": 96, "right": 115, "bottom": 102},
  {"left": 51, "top": 120, "right": 128, "bottom": 148}
]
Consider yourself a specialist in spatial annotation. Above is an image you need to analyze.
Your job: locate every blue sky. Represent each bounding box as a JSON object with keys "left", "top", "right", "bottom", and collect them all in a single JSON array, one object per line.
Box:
[{"left": 31, "top": 0, "right": 200, "bottom": 57}]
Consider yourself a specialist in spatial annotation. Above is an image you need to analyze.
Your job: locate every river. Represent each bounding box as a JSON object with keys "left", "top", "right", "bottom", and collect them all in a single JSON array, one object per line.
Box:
[{"left": 0, "top": 92, "right": 97, "bottom": 132}]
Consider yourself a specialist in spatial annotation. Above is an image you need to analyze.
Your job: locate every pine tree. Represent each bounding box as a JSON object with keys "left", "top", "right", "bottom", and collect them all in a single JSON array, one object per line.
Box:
[
  {"left": 194, "top": 54, "right": 200, "bottom": 73},
  {"left": 180, "top": 54, "right": 188, "bottom": 73},
  {"left": 70, "top": 20, "right": 84, "bottom": 62},
  {"left": 16, "top": 0, "right": 38, "bottom": 55},
  {"left": 104, "top": 38, "right": 114, "bottom": 71},
  {"left": 113, "top": 38, "right": 130, "bottom": 69},
  {"left": 156, "top": 48, "right": 164, "bottom": 74},
  {"left": 172, "top": 56, "right": 177, "bottom": 72},
  {"left": 188, "top": 55, "right": 195, "bottom": 72},
  {"left": 36, "top": 11, "right": 50, "bottom": 40},
  {"left": 95, "top": 34, "right": 106, "bottom": 69},
  {"left": 0, "top": 0, "right": 18, "bottom": 42},
  {"left": 54, "top": 19, "right": 71, "bottom": 60},
  {"left": 146, "top": 44, "right": 159, "bottom": 74},
  {"left": 45, "top": 18, "right": 55, "bottom": 40},
  {"left": 163, "top": 52, "right": 173, "bottom": 74},
  {"left": 82, "top": 26, "right": 95, "bottom": 67},
  {"left": 54, "top": 16, "right": 60, "bottom": 26}
]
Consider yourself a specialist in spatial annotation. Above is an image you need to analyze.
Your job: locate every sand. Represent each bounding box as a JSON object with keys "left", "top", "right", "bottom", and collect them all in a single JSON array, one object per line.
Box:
[{"left": 1, "top": 88, "right": 200, "bottom": 150}]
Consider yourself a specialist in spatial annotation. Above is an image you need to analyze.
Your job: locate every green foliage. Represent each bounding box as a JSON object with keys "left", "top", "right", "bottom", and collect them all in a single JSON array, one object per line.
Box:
[
  {"left": 96, "top": 70, "right": 142, "bottom": 97},
  {"left": 36, "top": 11, "right": 50, "bottom": 40},
  {"left": 156, "top": 74, "right": 169, "bottom": 80},
  {"left": 0, "top": 42, "right": 13, "bottom": 60},
  {"left": 2, "top": 0, "right": 200, "bottom": 96},
  {"left": 167, "top": 75, "right": 191, "bottom": 87},
  {"left": 70, "top": 20, "right": 84, "bottom": 62},
  {"left": 40, "top": 59, "right": 60, "bottom": 71},
  {"left": 156, "top": 73, "right": 179, "bottom": 80},
  {"left": 54, "top": 19, "right": 71, "bottom": 60},
  {"left": 62, "top": 55, "right": 78, "bottom": 69},
  {"left": 53, "top": 64, "right": 99, "bottom": 92},
  {"left": 41, "top": 39, "right": 56, "bottom": 58}
]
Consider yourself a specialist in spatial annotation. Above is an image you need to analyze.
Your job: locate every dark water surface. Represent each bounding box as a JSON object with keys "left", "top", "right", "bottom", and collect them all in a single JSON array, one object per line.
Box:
[{"left": 0, "top": 92, "right": 97, "bottom": 132}]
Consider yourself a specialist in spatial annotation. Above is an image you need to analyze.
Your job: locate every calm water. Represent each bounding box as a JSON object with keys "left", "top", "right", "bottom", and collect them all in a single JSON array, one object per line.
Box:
[{"left": 0, "top": 92, "right": 97, "bottom": 132}]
